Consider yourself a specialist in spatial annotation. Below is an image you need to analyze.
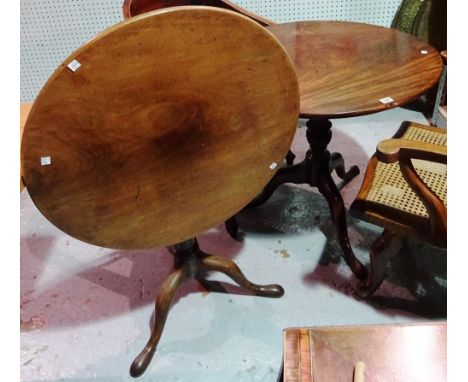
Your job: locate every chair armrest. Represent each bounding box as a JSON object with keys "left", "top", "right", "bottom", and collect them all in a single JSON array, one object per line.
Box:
[
  {"left": 377, "top": 138, "right": 447, "bottom": 246},
  {"left": 376, "top": 138, "right": 447, "bottom": 164}
]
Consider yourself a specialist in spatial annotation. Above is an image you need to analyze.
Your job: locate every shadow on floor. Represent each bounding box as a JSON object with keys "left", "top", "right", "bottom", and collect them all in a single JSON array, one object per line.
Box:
[
  {"left": 238, "top": 184, "right": 447, "bottom": 319},
  {"left": 20, "top": 226, "right": 260, "bottom": 330}
]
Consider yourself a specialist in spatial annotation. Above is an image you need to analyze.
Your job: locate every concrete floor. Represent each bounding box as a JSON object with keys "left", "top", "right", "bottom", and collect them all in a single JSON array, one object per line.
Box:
[{"left": 20, "top": 106, "right": 447, "bottom": 382}]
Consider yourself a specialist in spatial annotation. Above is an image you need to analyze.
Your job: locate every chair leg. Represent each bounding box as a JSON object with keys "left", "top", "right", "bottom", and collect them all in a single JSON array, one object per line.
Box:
[
  {"left": 199, "top": 253, "right": 284, "bottom": 298},
  {"left": 357, "top": 229, "right": 403, "bottom": 298},
  {"left": 130, "top": 266, "right": 188, "bottom": 377}
]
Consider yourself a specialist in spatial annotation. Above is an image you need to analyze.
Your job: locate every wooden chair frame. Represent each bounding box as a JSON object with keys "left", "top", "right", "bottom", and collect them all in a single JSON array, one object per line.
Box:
[{"left": 350, "top": 122, "right": 446, "bottom": 297}]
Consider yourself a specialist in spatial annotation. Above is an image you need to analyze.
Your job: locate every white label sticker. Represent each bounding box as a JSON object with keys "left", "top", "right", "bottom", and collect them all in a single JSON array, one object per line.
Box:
[
  {"left": 40, "top": 156, "right": 51, "bottom": 166},
  {"left": 421, "top": 49, "right": 428, "bottom": 54},
  {"left": 269, "top": 162, "right": 278, "bottom": 170},
  {"left": 379, "top": 97, "right": 394, "bottom": 104},
  {"left": 67, "top": 59, "right": 81, "bottom": 72}
]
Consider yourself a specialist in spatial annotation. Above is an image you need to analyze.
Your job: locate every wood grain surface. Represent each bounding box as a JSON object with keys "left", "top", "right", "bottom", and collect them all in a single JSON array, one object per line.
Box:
[
  {"left": 284, "top": 323, "right": 446, "bottom": 382},
  {"left": 267, "top": 21, "right": 443, "bottom": 119},
  {"left": 377, "top": 138, "right": 447, "bottom": 162},
  {"left": 122, "top": 0, "right": 275, "bottom": 25},
  {"left": 21, "top": 7, "right": 299, "bottom": 249}
]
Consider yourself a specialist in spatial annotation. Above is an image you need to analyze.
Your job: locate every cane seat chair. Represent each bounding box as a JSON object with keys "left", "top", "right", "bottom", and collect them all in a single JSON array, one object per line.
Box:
[{"left": 350, "top": 121, "right": 447, "bottom": 297}]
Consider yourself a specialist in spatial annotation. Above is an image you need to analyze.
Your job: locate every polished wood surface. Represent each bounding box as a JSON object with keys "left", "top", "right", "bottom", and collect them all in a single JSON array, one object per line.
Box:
[
  {"left": 21, "top": 7, "right": 299, "bottom": 249},
  {"left": 284, "top": 323, "right": 446, "bottom": 382},
  {"left": 267, "top": 21, "right": 443, "bottom": 119},
  {"left": 377, "top": 138, "right": 447, "bottom": 162},
  {"left": 122, "top": 0, "right": 274, "bottom": 25},
  {"left": 250, "top": 22, "right": 442, "bottom": 281}
]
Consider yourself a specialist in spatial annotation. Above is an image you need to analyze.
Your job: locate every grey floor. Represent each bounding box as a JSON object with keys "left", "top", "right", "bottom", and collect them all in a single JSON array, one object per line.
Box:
[{"left": 20, "top": 105, "right": 446, "bottom": 382}]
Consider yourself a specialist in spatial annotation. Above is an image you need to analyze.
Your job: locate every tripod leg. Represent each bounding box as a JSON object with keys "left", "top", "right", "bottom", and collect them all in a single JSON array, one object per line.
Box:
[
  {"left": 130, "top": 267, "right": 188, "bottom": 378},
  {"left": 200, "top": 253, "right": 284, "bottom": 297},
  {"left": 357, "top": 230, "right": 403, "bottom": 298},
  {"left": 247, "top": 162, "right": 305, "bottom": 208},
  {"left": 317, "top": 170, "right": 367, "bottom": 280},
  {"left": 330, "top": 152, "right": 360, "bottom": 187}
]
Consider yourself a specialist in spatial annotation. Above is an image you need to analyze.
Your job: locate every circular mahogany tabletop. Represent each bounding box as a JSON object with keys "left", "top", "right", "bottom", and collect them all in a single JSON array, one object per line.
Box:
[
  {"left": 267, "top": 21, "right": 443, "bottom": 119},
  {"left": 21, "top": 7, "right": 299, "bottom": 249}
]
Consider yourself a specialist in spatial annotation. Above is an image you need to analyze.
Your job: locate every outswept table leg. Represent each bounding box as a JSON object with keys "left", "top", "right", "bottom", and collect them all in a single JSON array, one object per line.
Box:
[
  {"left": 129, "top": 238, "right": 284, "bottom": 377},
  {"left": 330, "top": 152, "right": 360, "bottom": 187},
  {"left": 130, "top": 266, "right": 188, "bottom": 377},
  {"left": 305, "top": 119, "right": 366, "bottom": 280},
  {"left": 357, "top": 229, "right": 403, "bottom": 297},
  {"left": 245, "top": 118, "right": 366, "bottom": 281},
  {"left": 200, "top": 253, "right": 284, "bottom": 297},
  {"left": 247, "top": 162, "right": 306, "bottom": 208},
  {"left": 317, "top": 168, "right": 367, "bottom": 280}
]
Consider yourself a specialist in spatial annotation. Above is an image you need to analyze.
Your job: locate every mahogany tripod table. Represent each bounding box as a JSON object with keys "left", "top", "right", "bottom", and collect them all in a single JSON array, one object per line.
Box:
[
  {"left": 21, "top": 7, "right": 299, "bottom": 377},
  {"left": 249, "top": 21, "right": 443, "bottom": 280}
]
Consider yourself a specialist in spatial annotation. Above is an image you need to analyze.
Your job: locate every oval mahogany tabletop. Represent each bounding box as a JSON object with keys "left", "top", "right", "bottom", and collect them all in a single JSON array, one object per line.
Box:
[
  {"left": 21, "top": 7, "right": 299, "bottom": 249},
  {"left": 267, "top": 21, "right": 443, "bottom": 119}
]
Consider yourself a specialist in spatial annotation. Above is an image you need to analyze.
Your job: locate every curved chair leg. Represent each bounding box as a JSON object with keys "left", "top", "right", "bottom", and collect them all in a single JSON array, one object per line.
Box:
[
  {"left": 317, "top": 170, "right": 367, "bottom": 280},
  {"left": 330, "top": 152, "right": 360, "bottom": 187},
  {"left": 200, "top": 253, "right": 284, "bottom": 297},
  {"left": 247, "top": 162, "right": 306, "bottom": 208},
  {"left": 224, "top": 215, "right": 239, "bottom": 239},
  {"left": 357, "top": 230, "right": 403, "bottom": 298},
  {"left": 130, "top": 267, "right": 188, "bottom": 378}
]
